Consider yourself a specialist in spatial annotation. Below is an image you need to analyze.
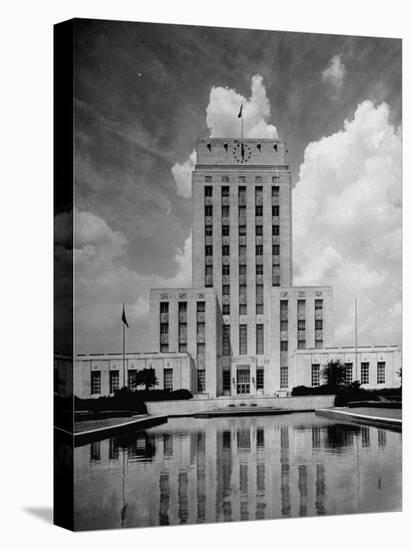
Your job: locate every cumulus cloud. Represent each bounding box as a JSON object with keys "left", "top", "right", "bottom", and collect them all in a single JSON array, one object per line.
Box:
[
  {"left": 322, "top": 54, "right": 346, "bottom": 91},
  {"left": 65, "top": 208, "right": 192, "bottom": 353},
  {"left": 171, "top": 74, "right": 277, "bottom": 197},
  {"left": 171, "top": 150, "right": 196, "bottom": 198},
  {"left": 293, "top": 100, "right": 401, "bottom": 346},
  {"left": 206, "top": 74, "right": 278, "bottom": 138}
]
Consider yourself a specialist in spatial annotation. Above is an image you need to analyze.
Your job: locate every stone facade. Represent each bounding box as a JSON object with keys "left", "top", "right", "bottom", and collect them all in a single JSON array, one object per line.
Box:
[
  {"left": 73, "top": 352, "right": 196, "bottom": 398},
  {"left": 149, "top": 138, "right": 334, "bottom": 397},
  {"left": 293, "top": 346, "right": 401, "bottom": 390}
]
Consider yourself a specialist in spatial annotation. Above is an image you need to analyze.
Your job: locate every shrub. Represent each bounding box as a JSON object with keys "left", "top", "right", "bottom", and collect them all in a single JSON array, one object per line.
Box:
[{"left": 291, "top": 385, "right": 335, "bottom": 396}]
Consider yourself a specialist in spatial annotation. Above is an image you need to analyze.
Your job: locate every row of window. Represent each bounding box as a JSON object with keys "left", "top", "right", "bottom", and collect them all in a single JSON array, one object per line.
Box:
[
  {"left": 206, "top": 224, "right": 280, "bottom": 236},
  {"left": 222, "top": 324, "right": 265, "bottom": 356},
  {"left": 205, "top": 205, "right": 280, "bottom": 217},
  {"left": 90, "top": 368, "right": 174, "bottom": 395},
  {"left": 205, "top": 244, "right": 281, "bottom": 256},
  {"left": 204, "top": 176, "right": 281, "bottom": 184},
  {"left": 311, "top": 362, "right": 386, "bottom": 387},
  {"left": 279, "top": 319, "right": 324, "bottom": 331}
]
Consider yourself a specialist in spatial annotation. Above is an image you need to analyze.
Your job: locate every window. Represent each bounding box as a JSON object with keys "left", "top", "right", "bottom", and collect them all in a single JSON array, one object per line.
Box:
[
  {"left": 297, "top": 340, "right": 306, "bottom": 350},
  {"left": 197, "top": 301, "right": 206, "bottom": 313},
  {"left": 239, "top": 264, "right": 247, "bottom": 276},
  {"left": 315, "top": 319, "right": 323, "bottom": 330},
  {"left": 222, "top": 264, "right": 230, "bottom": 276},
  {"left": 272, "top": 205, "right": 279, "bottom": 216},
  {"left": 239, "top": 245, "right": 247, "bottom": 257},
  {"left": 204, "top": 186, "right": 213, "bottom": 196},
  {"left": 256, "top": 304, "right": 263, "bottom": 314},
  {"left": 222, "top": 284, "right": 230, "bottom": 295},
  {"left": 128, "top": 369, "right": 137, "bottom": 389},
  {"left": 280, "top": 320, "right": 288, "bottom": 331},
  {"left": 164, "top": 368, "right": 173, "bottom": 391},
  {"left": 179, "top": 322, "right": 187, "bottom": 340},
  {"left": 160, "top": 302, "right": 169, "bottom": 314},
  {"left": 222, "top": 245, "right": 230, "bottom": 256},
  {"left": 223, "top": 370, "right": 231, "bottom": 392},
  {"left": 91, "top": 371, "right": 101, "bottom": 395},
  {"left": 222, "top": 304, "right": 230, "bottom": 315},
  {"left": 197, "top": 370, "right": 206, "bottom": 392},
  {"left": 255, "top": 225, "right": 263, "bottom": 236},
  {"left": 311, "top": 364, "right": 320, "bottom": 387},
  {"left": 197, "top": 322, "right": 205, "bottom": 336},
  {"left": 280, "top": 300, "right": 288, "bottom": 314},
  {"left": 179, "top": 343, "right": 187, "bottom": 352},
  {"left": 256, "top": 284, "right": 263, "bottom": 303},
  {"left": 315, "top": 299, "right": 323, "bottom": 310},
  {"left": 315, "top": 340, "right": 323, "bottom": 349},
  {"left": 110, "top": 370, "right": 119, "bottom": 393},
  {"left": 239, "top": 225, "right": 247, "bottom": 235},
  {"left": 221, "top": 186, "right": 230, "bottom": 197},
  {"left": 205, "top": 176, "right": 212, "bottom": 183},
  {"left": 361, "top": 362, "right": 369, "bottom": 384},
  {"left": 239, "top": 304, "right": 247, "bottom": 315},
  {"left": 205, "top": 205, "right": 213, "bottom": 216},
  {"left": 256, "top": 368, "right": 264, "bottom": 390},
  {"left": 239, "top": 324, "right": 247, "bottom": 355},
  {"left": 272, "top": 186, "right": 279, "bottom": 197},
  {"left": 297, "top": 299, "right": 305, "bottom": 314},
  {"left": 273, "top": 244, "right": 280, "bottom": 255},
  {"left": 160, "top": 344, "right": 169, "bottom": 352},
  {"left": 272, "top": 225, "right": 279, "bottom": 236},
  {"left": 272, "top": 272, "right": 280, "bottom": 286},
  {"left": 256, "top": 264, "right": 263, "bottom": 275},
  {"left": 222, "top": 225, "right": 230, "bottom": 236},
  {"left": 344, "top": 363, "right": 353, "bottom": 385},
  {"left": 205, "top": 265, "right": 213, "bottom": 276},
  {"left": 205, "top": 245, "right": 213, "bottom": 256},
  {"left": 280, "top": 341, "right": 288, "bottom": 351},
  {"left": 239, "top": 206, "right": 246, "bottom": 219},
  {"left": 197, "top": 343, "right": 205, "bottom": 361},
  {"left": 160, "top": 323, "right": 169, "bottom": 334},
  {"left": 377, "top": 362, "right": 386, "bottom": 384},
  {"left": 222, "top": 205, "right": 230, "bottom": 217},
  {"left": 256, "top": 324, "right": 264, "bottom": 355},
  {"left": 298, "top": 319, "right": 305, "bottom": 331},
  {"left": 280, "top": 367, "right": 288, "bottom": 388},
  {"left": 223, "top": 325, "right": 231, "bottom": 356},
  {"left": 205, "top": 225, "right": 213, "bottom": 236},
  {"left": 256, "top": 244, "right": 263, "bottom": 255},
  {"left": 255, "top": 205, "right": 263, "bottom": 216}
]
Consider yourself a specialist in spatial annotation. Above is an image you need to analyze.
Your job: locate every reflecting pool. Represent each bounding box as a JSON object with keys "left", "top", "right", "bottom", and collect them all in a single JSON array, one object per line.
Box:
[{"left": 72, "top": 413, "right": 401, "bottom": 530}]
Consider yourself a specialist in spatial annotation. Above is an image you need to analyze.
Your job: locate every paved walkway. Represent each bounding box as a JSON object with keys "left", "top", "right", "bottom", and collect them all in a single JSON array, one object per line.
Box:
[
  {"left": 74, "top": 414, "right": 148, "bottom": 434},
  {"left": 345, "top": 407, "right": 401, "bottom": 420}
]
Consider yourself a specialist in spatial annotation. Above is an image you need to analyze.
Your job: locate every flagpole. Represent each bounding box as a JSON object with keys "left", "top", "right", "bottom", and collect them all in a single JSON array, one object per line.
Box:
[
  {"left": 355, "top": 298, "right": 358, "bottom": 381},
  {"left": 123, "top": 302, "right": 126, "bottom": 389},
  {"left": 241, "top": 104, "right": 243, "bottom": 139}
]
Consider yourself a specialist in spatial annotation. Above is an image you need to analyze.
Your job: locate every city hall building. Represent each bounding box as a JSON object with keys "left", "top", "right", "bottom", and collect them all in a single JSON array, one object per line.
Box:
[
  {"left": 71, "top": 137, "right": 401, "bottom": 399},
  {"left": 150, "top": 137, "right": 334, "bottom": 398}
]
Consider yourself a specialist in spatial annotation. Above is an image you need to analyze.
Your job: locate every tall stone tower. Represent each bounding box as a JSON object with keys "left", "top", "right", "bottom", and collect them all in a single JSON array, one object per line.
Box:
[{"left": 150, "top": 137, "right": 333, "bottom": 397}]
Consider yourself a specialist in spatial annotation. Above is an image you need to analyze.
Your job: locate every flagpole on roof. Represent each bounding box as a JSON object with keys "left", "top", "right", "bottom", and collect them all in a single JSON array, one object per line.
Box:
[{"left": 238, "top": 103, "right": 243, "bottom": 139}]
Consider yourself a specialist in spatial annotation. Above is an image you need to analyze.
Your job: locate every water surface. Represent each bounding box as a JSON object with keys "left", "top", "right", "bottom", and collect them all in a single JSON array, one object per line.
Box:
[{"left": 72, "top": 413, "right": 401, "bottom": 530}]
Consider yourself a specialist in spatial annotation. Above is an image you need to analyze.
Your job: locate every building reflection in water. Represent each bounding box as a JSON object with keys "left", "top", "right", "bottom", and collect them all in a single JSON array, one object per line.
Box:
[{"left": 73, "top": 414, "right": 401, "bottom": 530}]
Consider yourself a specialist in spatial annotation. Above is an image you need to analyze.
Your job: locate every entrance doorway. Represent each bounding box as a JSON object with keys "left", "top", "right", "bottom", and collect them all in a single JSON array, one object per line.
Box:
[{"left": 237, "top": 367, "right": 250, "bottom": 394}]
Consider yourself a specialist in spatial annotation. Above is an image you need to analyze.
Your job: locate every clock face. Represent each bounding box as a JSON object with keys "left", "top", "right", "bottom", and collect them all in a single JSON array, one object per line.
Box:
[{"left": 232, "top": 142, "right": 252, "bottom": 163}]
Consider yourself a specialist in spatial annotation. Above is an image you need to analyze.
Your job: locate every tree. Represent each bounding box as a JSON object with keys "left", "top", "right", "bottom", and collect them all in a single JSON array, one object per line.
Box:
[
  {"left": 322, "top": 360, "right": 347, "bottom": 391},
  {"left": 135, "top": 368, "right": 158, "bottom": 391}
]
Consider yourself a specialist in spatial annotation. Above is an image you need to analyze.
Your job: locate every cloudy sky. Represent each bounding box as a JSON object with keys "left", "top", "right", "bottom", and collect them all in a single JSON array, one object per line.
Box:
[{"left": 61, "top": 19, "right": 401, "bottom": 354}]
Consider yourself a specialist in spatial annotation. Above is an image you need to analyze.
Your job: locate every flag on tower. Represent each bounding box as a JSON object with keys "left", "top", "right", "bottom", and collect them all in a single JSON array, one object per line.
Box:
[
  {"left": 238, "top": 103, "right": 243, "bottom": 118},
  {"left": 122, "top": 304, "right": 129, "bottom": 327}
]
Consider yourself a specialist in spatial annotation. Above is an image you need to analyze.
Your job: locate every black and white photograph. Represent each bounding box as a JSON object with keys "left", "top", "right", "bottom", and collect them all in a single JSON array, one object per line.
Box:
[{"left": 52, "top": 17, "right": 403, "bottom": 531}]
